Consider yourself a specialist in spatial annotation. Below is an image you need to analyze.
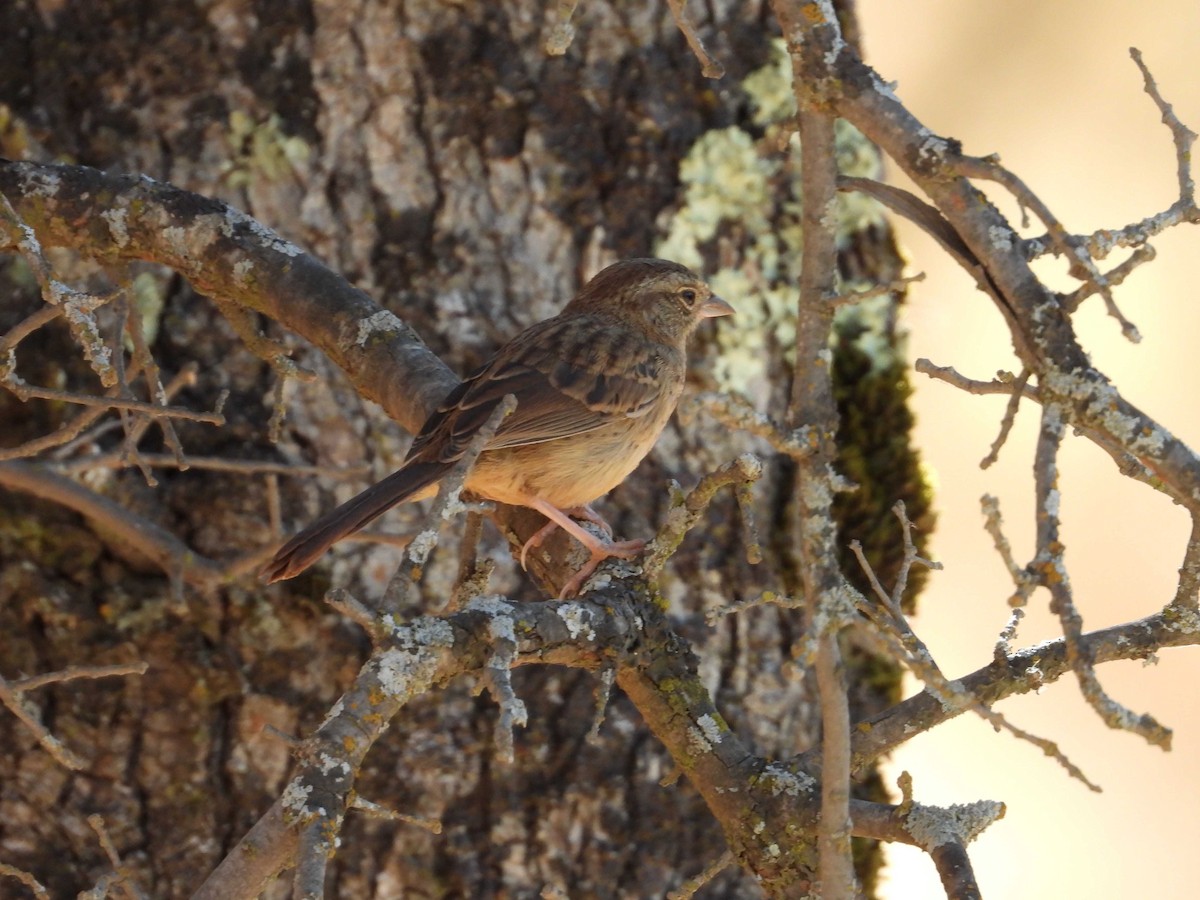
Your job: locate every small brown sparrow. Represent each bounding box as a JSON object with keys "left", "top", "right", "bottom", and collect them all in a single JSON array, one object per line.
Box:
[{"left": 262, "top": 258, "right": 733, "bottom": 595}]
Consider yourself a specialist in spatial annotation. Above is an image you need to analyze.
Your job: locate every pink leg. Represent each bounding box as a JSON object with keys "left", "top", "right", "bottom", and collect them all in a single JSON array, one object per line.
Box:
[
  {"left": 521, "top": 498, "right": 644, "bottom": 597},
  {"left": 572, "top": 504, "right": 614, "bottom": 538},
  {"left": 518, "top": 505, "right": 615, "bottom": 569}
]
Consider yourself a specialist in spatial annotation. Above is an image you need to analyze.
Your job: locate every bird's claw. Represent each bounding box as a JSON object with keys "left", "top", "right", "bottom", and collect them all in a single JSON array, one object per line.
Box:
[{"left": 558, "top": 538, "right": 646, "bottom": 598}]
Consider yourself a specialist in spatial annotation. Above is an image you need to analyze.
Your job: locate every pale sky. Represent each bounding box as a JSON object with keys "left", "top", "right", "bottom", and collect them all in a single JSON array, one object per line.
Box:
[{"left": 855, "top": 2, "right": 1200, "bottom": 897}]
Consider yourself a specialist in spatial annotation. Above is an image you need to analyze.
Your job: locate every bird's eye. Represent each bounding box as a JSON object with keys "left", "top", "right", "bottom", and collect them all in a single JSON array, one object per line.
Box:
[{"left": 679, "top": 288, "right": 697, "bottom": 306}]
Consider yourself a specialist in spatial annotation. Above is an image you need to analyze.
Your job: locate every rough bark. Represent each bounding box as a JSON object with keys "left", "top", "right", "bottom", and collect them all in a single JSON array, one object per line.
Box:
[{"left": 0, "top": 1, "right": 922, "bottom": 896}]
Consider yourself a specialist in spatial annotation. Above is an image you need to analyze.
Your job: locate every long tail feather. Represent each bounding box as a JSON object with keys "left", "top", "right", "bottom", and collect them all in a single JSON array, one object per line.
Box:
[{"left": 261, "top": 460, "right": 447, "bottom": 583}]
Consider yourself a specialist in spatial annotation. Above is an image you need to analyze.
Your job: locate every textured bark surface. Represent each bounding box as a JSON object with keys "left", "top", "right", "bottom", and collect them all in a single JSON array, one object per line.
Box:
[{"left": 0, "top": 1, "right": 921, "bottom": 896}]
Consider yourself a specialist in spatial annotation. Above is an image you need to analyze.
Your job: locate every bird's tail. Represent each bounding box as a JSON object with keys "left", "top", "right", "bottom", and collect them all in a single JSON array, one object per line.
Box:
[{"left": 261, "top": 460, "right": 447, "bottom": 583}]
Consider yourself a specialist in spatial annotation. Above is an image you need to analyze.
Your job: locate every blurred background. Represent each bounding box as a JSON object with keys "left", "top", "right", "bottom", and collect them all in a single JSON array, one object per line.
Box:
[{"left": 857, "top": 2, "right": 1200, "bottom": 896}]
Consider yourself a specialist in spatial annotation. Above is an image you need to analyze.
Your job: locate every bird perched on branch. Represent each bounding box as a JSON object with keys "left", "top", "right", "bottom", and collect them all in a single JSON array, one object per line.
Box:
[{"left": 262, "top": 258, "right": 733, "bottom": 596}]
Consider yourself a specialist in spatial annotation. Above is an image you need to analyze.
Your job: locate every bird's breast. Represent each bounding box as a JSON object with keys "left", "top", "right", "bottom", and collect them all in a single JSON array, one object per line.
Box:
[{"left": 465, "top": 403, "right": 675, "bottom": 510}]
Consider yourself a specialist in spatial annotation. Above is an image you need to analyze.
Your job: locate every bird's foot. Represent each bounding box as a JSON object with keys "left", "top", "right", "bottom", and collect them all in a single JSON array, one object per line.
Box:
[
  {"left": 559, "top": 537, "right": 646, "bottom": 598},
  {"left": 519, "top": 505, "right": 615, "bottom": 569},
  {"left": 571, "top": 504, "right": 614, "bottom": 539},
  {"left": 520, "top": 519, "right": 561, "bottom": 569}
]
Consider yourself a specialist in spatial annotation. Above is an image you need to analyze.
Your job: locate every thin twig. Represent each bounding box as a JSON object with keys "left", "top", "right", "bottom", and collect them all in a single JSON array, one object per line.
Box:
[
  {"left": 918, "top": 360, "right": 1187, "bottom": 506},
  {"left": 52, "top": 452, "right": 370, "bottom": 479},
  {"left": 0, "top": 302, "right": 62, "bottom": 357},
  {"left": 666, "top": 0, "right": 724, "bottom": 78},
  {"left": 915, "top": 359, "right": 1037, "bottom": 400},
  {"left": 350, "top": 796, "right": 442, "bottom": 833},
  {"left": 980, "top": 494, "right": 1036, "bottom": 607},
  {"left": 1, "top": 377, "right": 224, "bottom": 423},
  {"left": 1131, "top": 47, "right": 1197, "bottom": 207},
  {"left": 1032, "top": 406, "right": 1171, "bottom": 749},
  {"left": 980, "top": 369, "right": 1030, "bottom": 469},
  {"left": 0, "top": 460, "right": 226, "bottom": 587},
  {"left": 379, "top": 395, "right": 517, "bottom": 617},
  {"left": 681, "top": 392, "right": 817, "bottom": 460},
  {"left": 829, "top": 272, "right": 926, "bottom": 306},
  {"left": 448, "top": 510, "right": 490, "bottom": 612},
  {"left": 666, "top": 851, "right": 735, "bottom": 899},
  {"left": 1170, "top": 517, "right": 1200, "bottom": 610},
  {"left": 955, "top": 153, "right": 1141, "bottom": 342},
  {"left": 0, "top": 862, "right": 50, "bottom": 900},
  {"left": 643, "top": 453, "right": 763, "bottom": 578},
  {"left": 14, "top": 661, "right": 148, "bottom": 692},
  {"left": 0, "top": 671, "right": 86, "bottom": 769},
  {"left": 1061, "top": 245, "right": 1155, "bottom": 311},
  {"left": 541, "top": 0, "right": 580, "bottom": 55}
]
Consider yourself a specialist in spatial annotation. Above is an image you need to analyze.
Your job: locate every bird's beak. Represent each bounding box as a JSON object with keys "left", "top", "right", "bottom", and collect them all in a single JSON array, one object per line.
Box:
[{"left": 698, "top": 295, "right": 735, "bottom": 318}]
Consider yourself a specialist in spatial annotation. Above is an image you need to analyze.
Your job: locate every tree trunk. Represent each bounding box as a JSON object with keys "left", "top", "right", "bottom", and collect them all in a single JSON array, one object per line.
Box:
[{"left": 0, "top": 1, "right": 925, "bottom": 896}]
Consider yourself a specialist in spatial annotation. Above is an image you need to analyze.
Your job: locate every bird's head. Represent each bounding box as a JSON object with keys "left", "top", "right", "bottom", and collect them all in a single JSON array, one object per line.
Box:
[{"left": 568, "top": 258, "right": 734, "bottom": 345}]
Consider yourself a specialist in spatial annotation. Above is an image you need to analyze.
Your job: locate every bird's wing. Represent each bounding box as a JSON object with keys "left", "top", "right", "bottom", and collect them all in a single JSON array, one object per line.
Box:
[{"left": 407, "top": 316, "right": 670, "bottom": 462}]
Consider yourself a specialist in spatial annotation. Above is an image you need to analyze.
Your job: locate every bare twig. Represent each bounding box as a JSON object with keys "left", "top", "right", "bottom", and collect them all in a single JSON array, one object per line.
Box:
[
  {"left": 980, "top": 369, "right": 1031, "bottom": 469},
  {"left": 1061, "top": 245, "right": 1155, "bottom": 311},
  {"left": 52, "top": 452, "right": 369, "bottom": 479},
  {"left": 1031, "top": 406, "right": 1171, "bottom": 749},
  {"left": 841, "top": 606, "right": 1199, "bottom": 774},
  {"left": 379, "top": 394, "right": 516, "bottom": 617},
  {"left": 955, "top": 153, "right": 1141, "bottom": 342},
  {"left": 666, "top": 0, "right": 724, "bottom": 78},
  {"left": 849, "top": 525, "right": 1100, "bottom": 791},
  {"left": 541, "top": 0, "right": 580, "bottom": 56},
  {"left": 350, "top": 796, "right": 442, "bottom": 834},
  {"left": 830, "top": 272, "right": 926, "bottom": 307},
  {"left": 0, "top": 460, "right": 226, "bottom": 587},
  {"left": 13, "top": 661, "right": 148, "bottom": 692},
  {"left": 792, "top": 85, "right": 857, "bottom": 895},
  {"left": 1171, "top": 518, "right": 1200, "bottom": 610},
  {"left": 918, "top": 360, "right": 1188, "bottom": 506},
  {"left": 0, "top": 194, "right": 121, "bottom": 385},
  {"left": 666, "top": 851, "right": 735, "bottom": 899},
  {"left": 980, "top": 494, "right": 1036, "bottom": 607},
  {"left": 0, "top": 386, "right": 122, "bottom": 462},
  {"left": 0, "top": 378, "right": 224, "bottom": 423},
  {"left": 0, "top": 302, "right": 62, "bottom": 357},
  {"left": 586, "top": 664, "right": 616, "bottom": 743},
  {"left": 850, "top": 795, "right": 998, "bottom": 900},
  {"left": 681, "top": 391, "right": 818, "bottom": 460},
  {"left": 0, "top": 662, "right": 148, "bottom": 772},
  {"left": 0, "top": 671, "right": 87, "bottom": 769},
  {"left": 929, "top": 840, "right": 983, "bottom": 900},
  {"left": 0, "top": 862, "right": 50, "bottom": 900},
  {"left": 643, "top": 453, "right": 763, "bottom": 578},
  {"left": 448, "top": 510, "right": 490, "bottom": 612},
  {"left": 1131, "top": 48, "right": 1197, "bottom": 209},
  {"left": 915, "top": 359, "right": 1037, "bottom": 400},
  {"left": 706, "top": 590, "right": 795, "bottom": 624}
]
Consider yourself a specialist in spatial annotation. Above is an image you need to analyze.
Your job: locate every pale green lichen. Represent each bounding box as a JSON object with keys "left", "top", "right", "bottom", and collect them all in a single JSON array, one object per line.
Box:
[
  {"left": 696, "top": 712, "right": 724, "bottom": 745},
  {"left": 906, "top": 799, "right": 1005, "bottom": 849},
  {"left": 130, "top": 271, "right": 165, "bottom": 347},
  {"left": 760, "top": 763, "right": 816, "bottom": 797},
  {"left": 356, "top": 309, "right": 407, "bottom": 346},
  {"left": 557, "top": 602, "right": 597, "bottom": 641},
  {"left": 656, "top": 39, "right": 893, "bottom": 393},
  {"left": 222, "top": 110, "right": 311, "bottom": 188},
  {"left": 100, "top": 207, "right": 129, "bottom": 248}
]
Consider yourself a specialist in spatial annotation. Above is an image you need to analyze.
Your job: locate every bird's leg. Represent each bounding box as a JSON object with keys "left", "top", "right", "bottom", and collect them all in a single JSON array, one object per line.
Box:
[
  {"left": 522, "top": 498, "right": 644, "bottom": 596},
  {"left": 518, "top": 504, "right": 614, "bottom": 568},
  {"left": 571, "top": 504, "right": 614, "bottom": 538}
]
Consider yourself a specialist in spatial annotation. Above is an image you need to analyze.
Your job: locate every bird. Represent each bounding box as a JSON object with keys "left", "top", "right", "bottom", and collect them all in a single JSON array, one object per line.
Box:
[{"left": 261, "top": 258, "right": 734, "bottom": 595}]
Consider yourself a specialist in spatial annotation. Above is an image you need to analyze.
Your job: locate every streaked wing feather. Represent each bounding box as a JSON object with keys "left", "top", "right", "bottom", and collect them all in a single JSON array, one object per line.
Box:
[{"left": 406, "top": 317, "right": 666, "bottom": 463}]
